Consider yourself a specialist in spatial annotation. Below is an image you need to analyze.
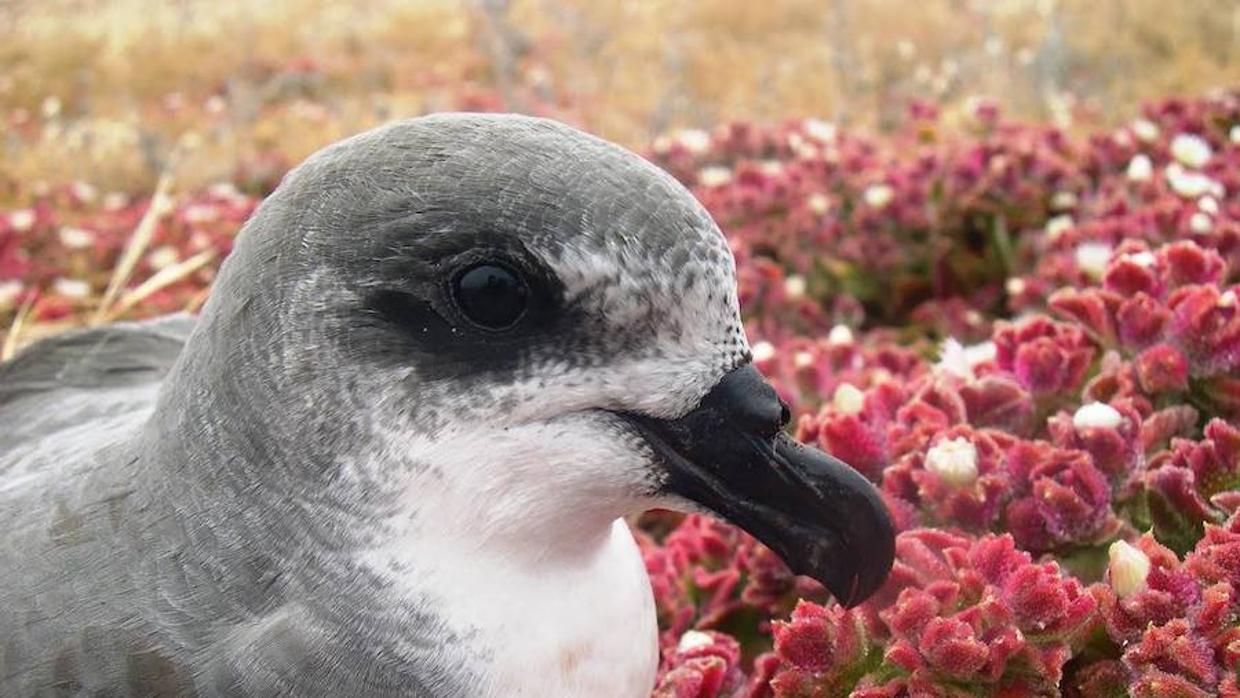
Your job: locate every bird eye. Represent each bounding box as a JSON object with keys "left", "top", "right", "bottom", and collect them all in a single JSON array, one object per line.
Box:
[{"left": 452, "top": 263, "right": 529, "bottom": 330}]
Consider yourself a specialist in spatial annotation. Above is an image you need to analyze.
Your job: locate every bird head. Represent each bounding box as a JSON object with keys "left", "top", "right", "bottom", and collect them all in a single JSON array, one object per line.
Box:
[{"left": 183, "top": 113, "right": 894, "bottom": 607}]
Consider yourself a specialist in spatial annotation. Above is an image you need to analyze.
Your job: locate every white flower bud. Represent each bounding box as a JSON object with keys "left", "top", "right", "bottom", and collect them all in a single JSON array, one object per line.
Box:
[
  {"left": 1170, "top": 133, "right": 1212, "bottom": 169},
  {"left": 1046, "top": 214, "right": 1074, "bottom": 240},
  {"left": 925, "top": 437, "right": 979, "bottom": 487},
  {"left": 1075, "top": 243, "right": 1113, "bottom": 278},
  {"left": 52, "top": 278, "right": 91, "bottom": 299},
  {"left": 751, "top": 341, "right": 776, "bottom": 363},
  {"left": 832, "top": 383, "right": 865, "bottom": 415},
  {"left": 1108, "top": 540, "right": 1151, "bottom": 599},
  {"left": 784, "top": 275, "right": 807, "bottom": 299},
  {"left": 1131, "top": 119, "right": 1160, "bottom": 143},
  {"left": 1073, "top": 402, "right": 1123, "bottom": 430},
  {"left": 1126, "top": 154, "right": 1153, "bottom": 182},
  {"left": 863, "top": 184, "right": 894, "bottom": 209},
  {"left": 827, "top": 324, "right": 855, "bottom": 345},
  {"left": 677, "top": 630, "right": 715, "bottom": 652}
]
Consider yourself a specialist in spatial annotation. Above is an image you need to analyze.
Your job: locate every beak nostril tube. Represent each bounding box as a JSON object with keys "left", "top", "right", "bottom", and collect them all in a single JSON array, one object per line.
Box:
[{"left": 702, "top": 364, "right": 786, "bottom": 438}]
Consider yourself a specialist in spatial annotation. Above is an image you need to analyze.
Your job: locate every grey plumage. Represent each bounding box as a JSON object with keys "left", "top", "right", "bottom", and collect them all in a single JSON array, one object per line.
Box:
[{"left": 1, "top": 113, "right": 747, "bottom": 696}]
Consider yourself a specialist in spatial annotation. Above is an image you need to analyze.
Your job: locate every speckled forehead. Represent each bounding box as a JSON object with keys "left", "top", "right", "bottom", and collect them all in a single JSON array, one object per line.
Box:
[
  {"left": 457, "top": 115, "right": 749, "bottom": 370},
  {"left": 537, "top": 201, "right": 749, "bottom": 374}
]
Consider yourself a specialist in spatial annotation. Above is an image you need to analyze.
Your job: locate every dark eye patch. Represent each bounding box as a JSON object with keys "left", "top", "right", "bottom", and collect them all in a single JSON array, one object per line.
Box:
[{"left": 356, "top": 232, "right": 576, "bottom": 382}]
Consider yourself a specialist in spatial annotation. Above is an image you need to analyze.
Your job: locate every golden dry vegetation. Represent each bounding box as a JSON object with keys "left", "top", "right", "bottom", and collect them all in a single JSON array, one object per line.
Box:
[{"left": 2, "top": 0, "right": 1238, "bottom": 193}]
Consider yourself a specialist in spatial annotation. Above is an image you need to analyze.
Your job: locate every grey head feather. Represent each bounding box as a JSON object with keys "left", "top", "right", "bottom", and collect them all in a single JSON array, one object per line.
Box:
[{"left": 0, "top": 113, "right": 747, "bottom": 696}]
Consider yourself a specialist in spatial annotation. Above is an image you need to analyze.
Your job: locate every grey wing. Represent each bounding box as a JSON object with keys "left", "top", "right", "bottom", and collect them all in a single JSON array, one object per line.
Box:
[{"left": 0, "top": 314, "right": 194, "bottom": 459}]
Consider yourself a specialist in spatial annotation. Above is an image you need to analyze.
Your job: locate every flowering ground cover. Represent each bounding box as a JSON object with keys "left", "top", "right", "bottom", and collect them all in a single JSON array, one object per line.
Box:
[{"left": 3, "top": 92, "right": 1240, "bottom": 696}]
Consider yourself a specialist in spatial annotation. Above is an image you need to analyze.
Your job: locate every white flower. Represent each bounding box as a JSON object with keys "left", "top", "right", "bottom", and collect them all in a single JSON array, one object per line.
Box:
[
  {"left": 1231, "top": 125, "right": 1240, "bottom": 144},
  {"left": 208, "top": 181, "right": 243, "bottom": 200},
  {"left": 752, "top": 341, "right": 776, "bottom": 363},
  {"left": 8, "top": 209, "right": 35, "bottom": 232},
  {"left": 1108, "top": 540, "right": 1151, "bottom": 599},
  {"left": 806, "top": 193, "right": 830, "bottom": 215},
  {"left": 1198, "top": 196, "right": 1220, "bottom": 215},
  {"left": 1006, "top": 277, "right": 1027, "bottom": 296},
  {"left": 58, "top": 227, "right": 94, "bottom": 249},
  {"left": 1166, "top": 163, "right": 1220, "bottom": 198},
  {"left": 804, "top": 119, "right": 837, "bottom": 143},
  {"left": 1131, "top": 118, "right": 1160, "bottom": 143},
  {"left": 1073, "top": 402, "right": 1123, "bottom": 431},
  {"left": 1051, "top": 191, "right": 1078, "bottom": 211},
  {"left": 937, "top": 337, "right": 970, "bottom": 379},
  {"left": 1190, "top": 212, "right": 1213, "bottom": 235},
  {"left": 677, "top": 630, "right": 715, "bottom": 652},
  {"left": 896, "top": 39, "right": 916, "bottom": 60},
  {"left": 1219, "top": 290, "right": 1237, "bottom": 308},
  {"left": 784, "top": 275, "right": 807, "bottom": 299},
  {"left": 71, "top": 181, "right": 97, "bottom": 203},
  {"left": 1171, "top": 133, "right": 1212, "bottom": 169},
  {"left": 793, "top": 351, "right": 815, "bottom": 369},
  {"left": 1075, "top": 242, "right": 1112, "bottom": 278},
  {"left": 148, "top": 245, "right": 180, "bottom": 271},
  {"left": 965, "top": 341, "right": 997, "bottom": 366},
  {"left": 103, "top": 192, "right": 130, "bottom": 211},
  {"left": 41, "top": 95, "right": 62, "bottom": 119},
  {"left": 1126, "top": 154, "right": 1153, "bottom": 182},
  {"left": 1126, "top": 251, "right": 1157, "bottom": 268},
  {"left": 937, "top": 337, "right": 997, "bottom": 381},
  {"left": 925, "top": 437, "right": 979, "bottom": 487},
  {"left": 675, "top": 129, "right": 711, "bottom": 155},
  {"left": 183, "top": 204, "right": 220, "bottom": 224},
  {"left": 0, "top": 280, "right": 23, "bottom": 309},
  {"left": 52, "top": 278, "right": 91, "bottom": 299},
  {"left": 1046, "top": 214, "right": 1074, "bottom": 240},
  {"left": 863, "top": 184, "right": 894, "bottom": 209},
  {"left": 697, "top": 166, "right": 733, "bottom": 187},
  {"left": 832, "top": 383, "right": 865, "bottom": 415},
  {"left": 827, "top": 324, "right": 855, "bottom": 345}
]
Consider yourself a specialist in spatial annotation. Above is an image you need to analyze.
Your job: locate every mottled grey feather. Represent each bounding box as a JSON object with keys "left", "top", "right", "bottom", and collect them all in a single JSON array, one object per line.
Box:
[{"left": 0, "top": 112, "right": 741, "bottom": 697}]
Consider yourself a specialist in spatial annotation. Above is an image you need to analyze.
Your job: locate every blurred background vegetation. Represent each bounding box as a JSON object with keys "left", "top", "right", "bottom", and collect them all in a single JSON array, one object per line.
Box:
[{"left": 1, "top": 0, "right": 1238, "bottom": 192}]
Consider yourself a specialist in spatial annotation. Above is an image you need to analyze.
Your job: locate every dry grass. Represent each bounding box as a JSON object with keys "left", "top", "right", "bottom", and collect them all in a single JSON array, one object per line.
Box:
[{"left": 1, "top": 0, "right": 1237, "bottom": 194}]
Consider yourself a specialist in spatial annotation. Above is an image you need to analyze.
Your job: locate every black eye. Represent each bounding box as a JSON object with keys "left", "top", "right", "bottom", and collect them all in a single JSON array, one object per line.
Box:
[{"left": 452, "top": 263, "right": 529, "bottom": 329}]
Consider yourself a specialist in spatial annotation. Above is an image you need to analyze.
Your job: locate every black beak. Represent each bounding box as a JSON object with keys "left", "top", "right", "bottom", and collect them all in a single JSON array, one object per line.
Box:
[{"left": 624, "top": 364, "right": 895, "bottom": 607}]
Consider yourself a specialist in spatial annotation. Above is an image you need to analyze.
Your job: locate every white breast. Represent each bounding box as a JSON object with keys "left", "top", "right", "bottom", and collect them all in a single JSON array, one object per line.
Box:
[
  {"left": 353, "top": 413, "right": 669, "bottom": 696},
  {"left": 478, "top": 520, "right": 659, "bottom": 696},
  {"left": 363, "top": 518, "right": 659, "bottom": 697}
]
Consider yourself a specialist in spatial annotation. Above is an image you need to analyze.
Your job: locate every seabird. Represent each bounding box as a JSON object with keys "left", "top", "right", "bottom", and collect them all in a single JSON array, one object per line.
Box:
[{"left": 0, "top": 114, "right": 894, "bottom": 697}]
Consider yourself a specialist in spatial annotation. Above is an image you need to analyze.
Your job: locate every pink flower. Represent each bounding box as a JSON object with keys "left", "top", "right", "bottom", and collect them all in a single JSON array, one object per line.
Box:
[
  {"left": 1147, "top": 419, "right": 1240, "bottom": 545},
  {"left": 1167, "top": 284, "right": 1240, "bottom": 375},
  {"left": 1135, "top": 343, "right": 1190, "bottom": 394},
  {"left": 652, "top": 631, "right": 743, "bottom": 698},
  {"left": 1124, "top": 620, "right": 1219, "bottom": 698},
  {"left": 993, "top": 316, "right": 1096, "bottom": 397},
  {"left": 883, "top": 426, "right": 1014, "bottom": 531},
  {"left": 764, "top": 601, "right": 879, "bottom": 695},
  {"left": 1003, "top": 442, "right": 1119, "bottom": 552},
  {"left": 1047, "top": 400, "right": 1144, "bottom": 482},
  {"left": 1095, "top": 534, "right": 1200, "bottom": 644}
]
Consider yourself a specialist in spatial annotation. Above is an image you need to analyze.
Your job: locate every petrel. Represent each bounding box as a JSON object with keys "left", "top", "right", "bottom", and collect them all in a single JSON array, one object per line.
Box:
[{"left": 0, "top": 114, "right": 894, "bottom": 697}]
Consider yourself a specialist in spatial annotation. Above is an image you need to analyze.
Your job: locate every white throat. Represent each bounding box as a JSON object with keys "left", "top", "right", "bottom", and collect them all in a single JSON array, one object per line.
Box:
[{"left": 353, "top": 415, "right": 662, "bottom": 697}]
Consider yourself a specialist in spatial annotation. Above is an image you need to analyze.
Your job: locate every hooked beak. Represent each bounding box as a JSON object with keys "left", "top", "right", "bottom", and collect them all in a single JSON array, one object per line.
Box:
[{"left": 623, "top": 364, "right": 894, "bottom": 607}]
